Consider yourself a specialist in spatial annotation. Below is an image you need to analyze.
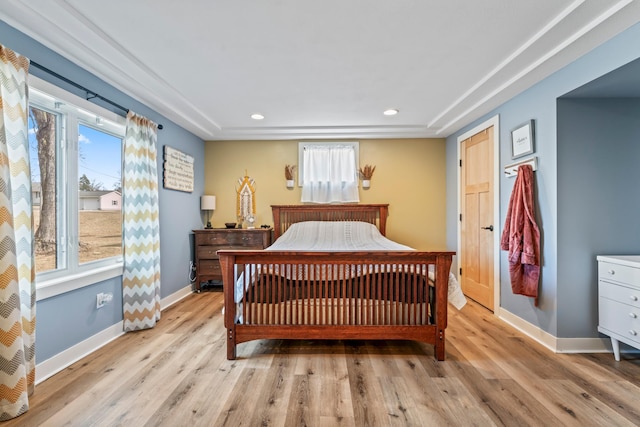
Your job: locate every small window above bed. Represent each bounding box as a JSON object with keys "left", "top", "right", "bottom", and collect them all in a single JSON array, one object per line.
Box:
[{"left": 298, "top": 141, "right": 360, "bottom": 204}]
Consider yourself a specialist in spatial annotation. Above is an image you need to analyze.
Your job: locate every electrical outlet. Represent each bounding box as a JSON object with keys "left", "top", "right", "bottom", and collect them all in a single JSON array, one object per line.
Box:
[
  {"left": 96, "top": 292, "right": 113, "bottom": 309},
  {"left": 97, "top": 293, "right": 106, "bottom": 309}
]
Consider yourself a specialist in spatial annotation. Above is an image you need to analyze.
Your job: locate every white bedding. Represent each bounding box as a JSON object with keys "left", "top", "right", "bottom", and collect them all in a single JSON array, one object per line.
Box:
[
  {"left": 233, "top": 221, "right": 466, "bottom": 317},
  {"left": 268, "top": 221, "right": 414, "bottom": 251}
]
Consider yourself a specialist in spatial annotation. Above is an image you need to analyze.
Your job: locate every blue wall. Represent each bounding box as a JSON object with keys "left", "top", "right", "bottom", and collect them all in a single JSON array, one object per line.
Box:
[
  {"left": 446, "top": 22, "right": 640, "bottom": 339},
  {"left": 557, "top": 98, "right": 640, "bottom": 337},
  {"left": 0, "top": 21, "right": 205, "bottom": 362}
]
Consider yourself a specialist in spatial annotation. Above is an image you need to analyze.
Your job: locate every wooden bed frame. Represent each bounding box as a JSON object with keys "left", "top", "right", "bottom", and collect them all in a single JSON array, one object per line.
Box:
[{"left": 219, "top": 204, "right": 454, "bottom": 361}]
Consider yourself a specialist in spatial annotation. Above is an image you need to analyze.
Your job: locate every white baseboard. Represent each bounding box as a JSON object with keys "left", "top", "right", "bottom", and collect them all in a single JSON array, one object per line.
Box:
[
  {"left": 555, "top": 337, "right": 611, "bottom": 353},
  {"left": 160, "top": 283, "right": 194, "bottom": 310},
  {"left": 36, "top": 321, "right": 125, "bottom": 384},
  {"left": 36, "top": 283, "right": 194, "bottom": 385},
  {"left": 496, "top": 307, "right": 612, "bottom": 354}
]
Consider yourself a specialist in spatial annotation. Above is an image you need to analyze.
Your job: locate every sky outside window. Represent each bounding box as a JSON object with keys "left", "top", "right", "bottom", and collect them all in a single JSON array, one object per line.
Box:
[{"left": 78, "top": 124, "right": 122, "bottom": 191}]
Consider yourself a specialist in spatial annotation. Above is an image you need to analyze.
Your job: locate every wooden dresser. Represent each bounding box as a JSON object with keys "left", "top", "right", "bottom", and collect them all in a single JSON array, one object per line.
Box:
[
  {"left": 192, "top": 228, "right": 272, "bottom": 291},
  {"left": 597, "top": 255, "right": 640, "bottom": 361}
]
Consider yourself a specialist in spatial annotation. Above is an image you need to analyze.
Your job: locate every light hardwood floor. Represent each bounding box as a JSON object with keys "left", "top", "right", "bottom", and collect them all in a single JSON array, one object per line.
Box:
[{"left": 7, "top": 289, "right": 640, "bottom": 426}]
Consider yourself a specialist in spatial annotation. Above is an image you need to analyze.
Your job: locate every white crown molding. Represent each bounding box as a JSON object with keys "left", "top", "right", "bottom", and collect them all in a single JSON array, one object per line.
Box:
[
  {"left": 3, "top": 0, "right": 639, "bottom": 141},
  {"left": 213, "top": 124, "right": 438, "bottom": 141},
  {"left": 2, "top": 1, "right": 221, "bottom": 139},
  {"left": 437, "top": 0, "right": 637, "bottom": 136},
  {"left": 430, "top": 0, "right": 586, "bottom": 130}
]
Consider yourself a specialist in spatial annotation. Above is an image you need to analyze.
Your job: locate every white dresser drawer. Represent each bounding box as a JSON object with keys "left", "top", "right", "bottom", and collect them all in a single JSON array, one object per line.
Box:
[
  {"left": 598, "top": 255, "right": 640, "bottom": 360},
  {"left": 599, "top": 280, "right": 640, "bottom": 308},
  {"left": 598, "top": 261, "right": 640, "bottom": 287},
  {"left": 599, "top": 298, "right": 640, "bottom": 345}
]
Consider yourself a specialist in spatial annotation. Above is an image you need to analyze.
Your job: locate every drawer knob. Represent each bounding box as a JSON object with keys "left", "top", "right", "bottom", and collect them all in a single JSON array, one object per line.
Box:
[
  {"left": 631, "top": 313, "right": 638, "bottom": 319},
  {"left": 630, "top": 330, "right": 638, "bottom": 336},
  {"left": 631, "top": 296, "right": 639, "bottom": 302},
  {"left": 608, "top": 269, "right": 615, "bottom": 275}
]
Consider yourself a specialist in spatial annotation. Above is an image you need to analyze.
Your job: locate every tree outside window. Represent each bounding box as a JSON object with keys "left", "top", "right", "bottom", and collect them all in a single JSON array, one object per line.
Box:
[{"left": 29, "top": 90, "right": 124, "bottom": 275}]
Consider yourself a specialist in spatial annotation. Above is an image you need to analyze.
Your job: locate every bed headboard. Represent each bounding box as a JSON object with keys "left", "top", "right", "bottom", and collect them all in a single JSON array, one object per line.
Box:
[{"left": 271, "top": 204, "right": 390, "bottom": 239}]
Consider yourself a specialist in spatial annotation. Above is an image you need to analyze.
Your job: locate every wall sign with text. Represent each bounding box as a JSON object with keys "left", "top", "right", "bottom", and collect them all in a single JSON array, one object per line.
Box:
[{"left": 163, "top": 145, "right": 194, "bottom": 192}]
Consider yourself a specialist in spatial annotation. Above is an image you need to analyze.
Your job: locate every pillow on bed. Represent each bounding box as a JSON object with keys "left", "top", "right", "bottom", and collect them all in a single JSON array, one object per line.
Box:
[{"left": 268, "top": 221, "right": 414, "bottom": 251}]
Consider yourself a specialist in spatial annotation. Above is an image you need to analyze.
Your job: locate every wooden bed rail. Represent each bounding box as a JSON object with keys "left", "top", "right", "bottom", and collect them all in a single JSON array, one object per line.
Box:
[{"left": 219, "top": 250, "right": 454, "bottom": 361}]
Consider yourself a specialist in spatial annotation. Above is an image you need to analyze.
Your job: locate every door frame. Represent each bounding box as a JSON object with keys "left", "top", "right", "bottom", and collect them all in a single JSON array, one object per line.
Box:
[{"left": 456, "top": 115, "right": 501, "bottom": 313}]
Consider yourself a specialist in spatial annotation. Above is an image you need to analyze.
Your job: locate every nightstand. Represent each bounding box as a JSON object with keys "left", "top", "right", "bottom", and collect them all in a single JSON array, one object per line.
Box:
[{"left": 192, "top": 228, "right": 271, "bottom": 291}]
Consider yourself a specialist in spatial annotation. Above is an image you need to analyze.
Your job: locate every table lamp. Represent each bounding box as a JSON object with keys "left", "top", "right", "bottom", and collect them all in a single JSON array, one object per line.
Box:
[{"left": 201, "top": 195, "right": 216, "bottom": 229}]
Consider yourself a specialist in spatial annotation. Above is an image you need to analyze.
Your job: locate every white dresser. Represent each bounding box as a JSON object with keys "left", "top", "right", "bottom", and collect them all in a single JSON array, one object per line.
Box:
[{"left": 597, "top": 255, "right": 640, "bottom": 361}]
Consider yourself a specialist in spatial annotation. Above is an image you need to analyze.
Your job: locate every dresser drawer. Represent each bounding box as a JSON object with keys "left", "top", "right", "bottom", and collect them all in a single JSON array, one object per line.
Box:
[
  {"left": 220, "top": 232, "right": 266, "bottom": 247},
  {"left": 599, "top": 297, "right": 640, "bottom": 345},
  {"left": 196, "top": 231, "right": 266, "bottom": 247},
  {"left": 198, "top": 260, "right": 221, "bottom": 276},
  {"left": 599, "top": 261, "right": 640, "bottom": 287},
  {"left": 599, "top": 280, "right": 640, "bottom": 308},
  {"left": 196, "top": 233, "right": 228, "bottom": 246},
  {"left": 197, "top": 246, "right": 220, "bottom": 260}
]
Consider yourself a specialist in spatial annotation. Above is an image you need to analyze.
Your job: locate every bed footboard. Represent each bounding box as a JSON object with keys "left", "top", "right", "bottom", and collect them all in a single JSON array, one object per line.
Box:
[{"left": 219, "top": 250, "right": 454, "bottom": 361}]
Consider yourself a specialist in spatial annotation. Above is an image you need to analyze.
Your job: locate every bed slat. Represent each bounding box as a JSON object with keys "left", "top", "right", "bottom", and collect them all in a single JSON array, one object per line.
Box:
[{"left": 221, "top": 251, "right": 453, "bottom": 360}]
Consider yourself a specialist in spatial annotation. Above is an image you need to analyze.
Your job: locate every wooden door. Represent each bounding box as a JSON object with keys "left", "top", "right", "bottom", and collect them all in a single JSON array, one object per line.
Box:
[{"left": 460, "top": 126, "right": 494, "bottom": 311}]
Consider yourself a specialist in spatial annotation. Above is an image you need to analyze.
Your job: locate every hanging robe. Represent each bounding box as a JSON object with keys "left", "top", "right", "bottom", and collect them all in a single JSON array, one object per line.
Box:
[{"left": 500, "top": 164, "right": 541, "bottom": 304}]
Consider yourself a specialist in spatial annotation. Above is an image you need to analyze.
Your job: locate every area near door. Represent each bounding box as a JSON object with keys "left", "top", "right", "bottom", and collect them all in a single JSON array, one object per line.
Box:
[{"left": 460, "top": 126, "right": 495, "bottom": 311}]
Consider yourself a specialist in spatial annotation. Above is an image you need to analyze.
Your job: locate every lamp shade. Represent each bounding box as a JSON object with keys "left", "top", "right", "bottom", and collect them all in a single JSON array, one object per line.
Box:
[{"left": 201, "top": 195, "right": 216, "bottom": 210}]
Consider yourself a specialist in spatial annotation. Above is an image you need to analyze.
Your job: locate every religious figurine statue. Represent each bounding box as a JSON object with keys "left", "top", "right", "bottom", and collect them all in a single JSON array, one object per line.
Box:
[{"left": 236, "top": 171, "right": 256, "bottom": 228}]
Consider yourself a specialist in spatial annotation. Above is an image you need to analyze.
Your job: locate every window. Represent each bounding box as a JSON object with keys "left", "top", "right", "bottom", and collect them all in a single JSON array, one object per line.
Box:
[
  {"left": 28, "top": 76, "right": 125, "bottom": 298},
  {"left": 298, "top": 142, "right": 360, "bottom": 203}
]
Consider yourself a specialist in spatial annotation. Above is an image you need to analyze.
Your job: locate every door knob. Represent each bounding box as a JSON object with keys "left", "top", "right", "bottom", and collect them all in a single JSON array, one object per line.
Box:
[{"left": 481, "top": 225, "right": 494, "bottom": 231}]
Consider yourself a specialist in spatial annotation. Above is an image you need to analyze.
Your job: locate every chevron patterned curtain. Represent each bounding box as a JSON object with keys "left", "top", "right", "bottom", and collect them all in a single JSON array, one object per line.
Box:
[
  {"left": 0, "top": 45, "right": 35, "bottom": 420},
  {"left": 122, "top": 111, "right": 161, "bottom": 331}
]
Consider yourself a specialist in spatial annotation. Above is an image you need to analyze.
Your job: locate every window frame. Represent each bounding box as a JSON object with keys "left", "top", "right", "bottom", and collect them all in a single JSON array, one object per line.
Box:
[{"left": 29, "top": 76, "right": 125, "bottom": 301}]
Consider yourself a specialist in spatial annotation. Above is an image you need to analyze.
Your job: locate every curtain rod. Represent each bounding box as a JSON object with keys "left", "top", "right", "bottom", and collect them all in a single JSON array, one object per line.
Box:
[{"left": 30, "top": 61, "right": 163, "bottom": 130}]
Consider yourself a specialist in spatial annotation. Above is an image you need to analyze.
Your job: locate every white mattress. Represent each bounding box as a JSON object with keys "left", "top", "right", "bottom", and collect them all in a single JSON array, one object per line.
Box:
[
  {"left": 233, "top": 221, "right": 466, "bottom": 320},
  {"left": 268, "top": 221, "right": 414, "bottom": 251}
]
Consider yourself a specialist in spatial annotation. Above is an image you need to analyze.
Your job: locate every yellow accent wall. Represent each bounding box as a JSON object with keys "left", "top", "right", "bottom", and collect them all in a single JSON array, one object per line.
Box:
[{"left": 203, "top": 138, "right": 447, "bottom": 250}]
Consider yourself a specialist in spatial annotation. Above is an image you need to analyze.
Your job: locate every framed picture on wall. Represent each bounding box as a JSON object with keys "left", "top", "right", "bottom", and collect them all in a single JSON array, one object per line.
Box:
[{"left": 511, "top": 120, "right": 535, "bottom": 159}]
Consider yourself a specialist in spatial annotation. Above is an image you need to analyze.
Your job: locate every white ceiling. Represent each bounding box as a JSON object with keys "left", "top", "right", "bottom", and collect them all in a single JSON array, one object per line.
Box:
[{"left": 2, "top": 0, "right": 640, "bottom": 140}]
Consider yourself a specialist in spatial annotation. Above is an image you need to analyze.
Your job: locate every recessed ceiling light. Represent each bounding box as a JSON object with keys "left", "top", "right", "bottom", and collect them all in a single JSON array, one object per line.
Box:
[
  {"left": 383, "top": 109, "right": 399, "bottom": 116},
  {"left": 251, "top": 113, "right": 265, "bottom": 120}
]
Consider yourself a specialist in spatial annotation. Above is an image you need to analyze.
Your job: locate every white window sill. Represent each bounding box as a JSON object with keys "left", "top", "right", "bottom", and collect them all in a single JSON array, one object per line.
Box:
[{"left": 36, "top": 263, "right": 124, "bottom": 301}]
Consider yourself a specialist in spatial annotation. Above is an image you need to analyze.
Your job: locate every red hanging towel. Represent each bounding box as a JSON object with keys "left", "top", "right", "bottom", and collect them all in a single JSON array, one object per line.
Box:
[{"left": 500, "top": 164, "right": 541, "bottom": 304}]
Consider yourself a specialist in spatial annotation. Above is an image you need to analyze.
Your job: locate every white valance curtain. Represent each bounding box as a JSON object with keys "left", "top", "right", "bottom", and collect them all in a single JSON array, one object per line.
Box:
[{"left": 300, "top": 144, "right": 359, "bottom": 204}]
